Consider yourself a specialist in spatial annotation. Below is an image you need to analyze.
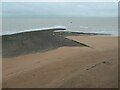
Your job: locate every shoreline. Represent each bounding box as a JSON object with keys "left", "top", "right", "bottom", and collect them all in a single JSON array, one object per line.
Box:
[
  {"left": 3, "top": 29, "right": 114, "bottom": 58},
  {"left": 2, "top": 29, "right": 87, "bottom": 58}
]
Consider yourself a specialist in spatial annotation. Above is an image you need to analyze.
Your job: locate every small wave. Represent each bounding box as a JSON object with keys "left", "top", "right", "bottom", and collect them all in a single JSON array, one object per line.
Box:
[{"left": 2, "top": 25, "right": 67, "bottom": 35}]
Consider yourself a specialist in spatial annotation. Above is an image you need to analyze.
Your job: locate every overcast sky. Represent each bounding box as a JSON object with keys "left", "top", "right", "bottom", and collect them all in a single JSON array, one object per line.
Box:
[
  {"left": 1, "top": 0, "right": 119, "bottom": 2},
  {"left": 2, "top": 2, "right": 118, "bottom": 18}
]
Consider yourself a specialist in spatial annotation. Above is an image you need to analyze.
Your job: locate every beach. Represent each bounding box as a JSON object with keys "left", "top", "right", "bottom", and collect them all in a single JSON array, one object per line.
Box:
[
  {"left": 2, "top": 2, "right": 118, "bottom": 89},
  {"left": 2, "top": 36, "right": 118, "bottom": 88}
]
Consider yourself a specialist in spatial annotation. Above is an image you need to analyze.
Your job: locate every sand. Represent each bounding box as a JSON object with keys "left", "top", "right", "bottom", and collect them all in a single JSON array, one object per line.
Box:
[{"left": 2, "top": 36, "right": 118, "bottom": 88}]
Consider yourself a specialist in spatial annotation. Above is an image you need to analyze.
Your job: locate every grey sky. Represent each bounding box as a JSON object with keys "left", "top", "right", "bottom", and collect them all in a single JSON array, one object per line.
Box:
[{"left": 2, "top": 2, "right": 118, "bottom": 17}]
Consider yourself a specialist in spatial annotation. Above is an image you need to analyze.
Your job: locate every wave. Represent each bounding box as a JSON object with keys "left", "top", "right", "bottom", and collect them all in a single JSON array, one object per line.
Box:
[
  {"left": 2, "top": 25, "right": 117, "bottom": 36},
  {"left": 2, "top": 25, "right": 67, "bottom": 36},
  {"left": 2, "top": 26, "right": 88, "bottom": 57}
]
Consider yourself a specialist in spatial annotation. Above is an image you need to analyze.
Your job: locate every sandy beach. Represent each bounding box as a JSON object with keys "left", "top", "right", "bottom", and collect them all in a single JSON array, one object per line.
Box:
[
  {"left": 2, "top": 2, "right": 118, "bottom": 89},
  {"left": 2, "top": 36, "right": 118, "bottom": 88}
]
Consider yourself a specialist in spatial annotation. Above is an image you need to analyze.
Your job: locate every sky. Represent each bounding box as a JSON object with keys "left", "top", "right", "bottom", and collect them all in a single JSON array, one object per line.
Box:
[
  {"left": 2, "top": 2, "right": 118, "bottom": 18},
  {"left": 1, "top": 0, "right": 119, "bottom": 2}
]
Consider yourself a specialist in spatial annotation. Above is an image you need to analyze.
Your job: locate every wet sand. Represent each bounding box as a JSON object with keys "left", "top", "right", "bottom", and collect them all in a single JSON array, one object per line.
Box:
[
  {"left": 2, "top": 29, "right": 88, "bottom": 58},
  {"left": 3, "top": 36, "right": 118, "bottom": 88}
]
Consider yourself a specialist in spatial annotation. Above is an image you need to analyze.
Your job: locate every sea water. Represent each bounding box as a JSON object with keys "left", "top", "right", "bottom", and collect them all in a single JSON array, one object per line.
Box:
[{"left": 2, "top": 17, "right": 118, "bottom": 36}]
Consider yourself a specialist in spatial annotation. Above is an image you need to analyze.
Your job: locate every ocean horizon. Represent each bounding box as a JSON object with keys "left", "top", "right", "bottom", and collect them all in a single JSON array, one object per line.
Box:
[{"left": 2, "top": 17, "right": 118, "bottom": 36}]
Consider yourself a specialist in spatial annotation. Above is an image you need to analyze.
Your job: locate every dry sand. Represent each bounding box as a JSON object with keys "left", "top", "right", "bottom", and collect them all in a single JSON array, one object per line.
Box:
[{"left": 2, "top": 36, "right": 118, "bottom": 88}]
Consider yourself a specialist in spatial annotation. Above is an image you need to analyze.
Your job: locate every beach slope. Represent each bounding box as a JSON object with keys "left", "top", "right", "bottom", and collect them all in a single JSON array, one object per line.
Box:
[{"left": 3, "top": 36, "right": 118, "bottom": 88}]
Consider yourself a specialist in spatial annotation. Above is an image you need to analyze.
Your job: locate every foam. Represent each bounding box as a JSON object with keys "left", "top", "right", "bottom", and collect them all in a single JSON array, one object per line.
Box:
[{"left": 2, "top": 25, "right": 67, "bottom": 35}]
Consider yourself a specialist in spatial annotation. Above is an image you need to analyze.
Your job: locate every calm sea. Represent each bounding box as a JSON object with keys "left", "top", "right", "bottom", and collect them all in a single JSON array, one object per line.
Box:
[{"left": 2, "top": 17, "right": 118, "bottom": 36}]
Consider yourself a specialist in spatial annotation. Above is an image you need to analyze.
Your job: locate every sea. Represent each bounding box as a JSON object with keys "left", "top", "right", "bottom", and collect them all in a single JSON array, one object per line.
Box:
[{"left": 2, "top": 17, "right": 118, "bottom": 36}]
